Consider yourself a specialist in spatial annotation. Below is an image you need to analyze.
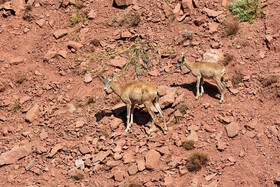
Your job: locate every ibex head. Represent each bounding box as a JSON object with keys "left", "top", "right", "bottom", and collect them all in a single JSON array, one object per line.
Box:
[
  {"left": 103, "top": 74, "right": 114, "bottom": 92},
  {"left": 176, "top": 52, "right": 185, "bottom": 67}
]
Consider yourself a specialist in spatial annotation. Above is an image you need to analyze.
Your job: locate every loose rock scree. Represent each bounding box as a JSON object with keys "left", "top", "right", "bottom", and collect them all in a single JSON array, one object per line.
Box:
[
  {"left": 177, "top": 52, "right": 226, "bottom": 103},
  {"left": 103, "top": 74, "right": 167, "bottom": 135}
]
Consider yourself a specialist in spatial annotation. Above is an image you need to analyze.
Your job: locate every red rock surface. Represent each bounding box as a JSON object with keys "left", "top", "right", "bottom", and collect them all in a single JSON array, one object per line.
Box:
[{"left": 0, "top": 0, "right": 279, "bottom": 186}]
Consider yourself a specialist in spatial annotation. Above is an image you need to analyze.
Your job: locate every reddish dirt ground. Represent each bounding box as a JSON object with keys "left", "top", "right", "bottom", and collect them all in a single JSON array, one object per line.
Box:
[{"left": 0, "top": 0, "right": 279, "bottom": 186}]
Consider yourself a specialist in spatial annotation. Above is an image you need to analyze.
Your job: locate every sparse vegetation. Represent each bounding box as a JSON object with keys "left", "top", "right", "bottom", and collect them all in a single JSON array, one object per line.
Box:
[
  {"left": 222, "top": 53, "right": 234, "bottom": 66},
  {"left": 178, "top": 29, "right": 193, "bottom": 45},
  {"left": 261, "top": 74, "right": 279, "bottom": 87},
  {"left": 232, "top": 70, "right": 244, "bottom": 87},
  {"left": 78, "top": 39, "right": 176, "bottom": 80},
  {"left": 73, "top": 169, "right": 84, "bottom": 180},
  {"left": 90, "top": 38, "right": 101, "bottom": 47},
  {"left": 229, "top": 0, "right": 266, "bottom": 22},
  {"left": 182, "top": 140, "right": 195, "bottom": 150},
  {"left": 185, "top": 150, "right": 209, "bottom": 172},
  {"left": 15, "top": 73, "right": 26, "bottom": 84},
  {"left": 70, "top": 10, "right": 89, "bottom": 27},
  {"left": 22, "top": 4, "right": 33, "bottom": 21},
  {"left": 9, "top": 99, "right": 21, "bottom": 112},
  {"left": 223, "top": 18, "right": 240, "bottom": 36},
  {"left": 119, "top": 10, "right": 141, "bottom": 27}
]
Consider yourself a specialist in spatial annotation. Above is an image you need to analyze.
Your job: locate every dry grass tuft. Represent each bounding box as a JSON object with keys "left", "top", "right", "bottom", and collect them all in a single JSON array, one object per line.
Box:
[
  {"left": 119, "top": 11, "right": 141, "bottom": 27},
  {"left": 90, "top": 38, "right": 101, "bottom": 47},
  {"left": 222, "top": 53, "right": 234, "bottom": 66},
  {"left": 232, "top": 70, "right": 244, "bottom": 87},
  {"left": 15, "top": 73, "right": 26, "bottom": 84},
  {"left": 10, "top": 99, "right": 21, "bottom": 112},
  {"left": 261, "top": 74, "right": 279, "bottom": 87},
  {"left": 73, "top": 169, "right": 84, "bottom": 180},
  {"left": 223, "top": 19, "right": 240, "bottom": 36},
  {"left": 185, "top": 150, "right": 209, "bottom": 172},
  {"left": 182, "top": 140, "right": 195, "bottom": 150},
  {"left": 22, "top": 5, "right": 33, "bottom": 21}
]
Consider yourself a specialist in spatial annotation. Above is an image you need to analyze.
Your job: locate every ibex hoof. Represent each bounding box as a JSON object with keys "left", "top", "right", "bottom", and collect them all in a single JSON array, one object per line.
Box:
[{"left": 195, "top": 97, "right": 199, "bottom": 100}]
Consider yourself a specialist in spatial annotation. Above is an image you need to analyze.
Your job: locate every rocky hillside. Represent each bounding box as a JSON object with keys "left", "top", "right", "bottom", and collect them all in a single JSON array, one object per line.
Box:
[{"left": 0, "top": 0, "right": 279, "bottom": 186}]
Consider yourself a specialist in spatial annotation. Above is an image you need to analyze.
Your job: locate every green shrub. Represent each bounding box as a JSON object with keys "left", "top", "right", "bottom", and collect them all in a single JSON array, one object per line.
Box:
[{"left": 229, "top": 0, "right": 260, "bottom": 22}]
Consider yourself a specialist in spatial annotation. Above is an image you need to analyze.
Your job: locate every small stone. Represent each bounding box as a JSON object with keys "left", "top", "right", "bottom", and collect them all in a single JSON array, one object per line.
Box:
[
  {"left": 109, "top": 56, "right": 127, "bottom": 68},
  {"left": 25, "top": 159, "right": 35, "bottom": 170},
  {"left": 145, "top": 149, "right": 161, "bottom": 170},
  {"left": 148, "top": 68, "right": 159, "bottom": 77},
  {"left": 58, "top": 50, "right": 67, "bottom": 59},
  {"left": 225, "top": 122, "right": 241, "bottom": 138},
  {"left": 203, "top": 49, "right": 223, "bottom": 63},
  {"left": 136, "top": 158, "right": 145, "bottom": 171},
  {"left": 110, "top": 118, "right": 122, "bottom": 130},
  {"left": 156, "top": 146, "right": 170, "bottom": 155},
  {"left": 0, "top": 144, "right": 33, "bottom": 166},
  {"left": 36, "top": 19, "right": 45, "bottom": 27},
  {"left": 47, "top": 144, "right": 63, "bottom": 158},
  {"left": 87, "top": 9, "right": 96, "bottom": 19},
  {"left": 44, "top": 51, "right": 57, "bottom": 61},
  {"left": 25, "top": 103, "right": 40, "bottom": 122},
  {"left": 79, "top": 146, "right": 91, "bottom": 154},
  {"left": 40, "top": 130, "right": 48, "bottom": 140},
  {"left": 158, "top": 85, "right": 169, "bottom": 96},
  {"left": 76, "top": 120, "right": 85, "bottom": 128},
  {"left": 128, "top": 163, "right": 138, "bottom": 175},
  {"left": 67, "top": 41, "right": 83, "bottom": 50},
  {"left": 53, "top": 29, "right": 68, "bottom": 39},
  {"left": 186, "top": 130, "right": 198, "bottom": 142},
  {"left": 173, "top": 3, "right": 181, "bottom": 14},
  {"left": 106, "top": 160, "right": 120, "bottom": 168},
  {"left": 216, "top": 140, "right": 227, "bottom": 151},
  {"left": 3, "top": 127, "right": 8, "bottom": 136},
  {"left": 9, "top": 56, "right": 26, "bottom": 65},
  {"left": 245, "top": 119, "right": 258, "bottom": 130},
  {"left": 84, "top": 73, "right": 92, "bottom": 83},
  {"left": 121, "top": 31, "right": 132, "bottom": 38},
  {"left": 114, "top": 0, "right": 133, "bottom": 7},
  {"left": 164, "top": 176, "right": 174, "bottom": 186},
  {"left": 205, "top": 173, "right": 216, "bottom": 181},
  {"left": 190, "top": 178, "right": 198, "bottom": 187},
  {"left": 202, "top": 8, "right": 221, "bottom": 18},
  {"left": 273, "top": 172, "right": 280, "bottom": 184}
]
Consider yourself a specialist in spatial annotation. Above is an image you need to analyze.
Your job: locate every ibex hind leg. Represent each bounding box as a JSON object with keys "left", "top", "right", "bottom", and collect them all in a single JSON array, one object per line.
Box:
[{"left": 154, "top": 102, "right": 167, "bottom": 134}]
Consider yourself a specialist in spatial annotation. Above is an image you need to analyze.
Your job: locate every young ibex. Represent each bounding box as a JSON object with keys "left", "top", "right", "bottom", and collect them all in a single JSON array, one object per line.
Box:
[
  {"left": 103, "top": 74, "right": 167, "bottom": 135},
  {"left": 177, "top": 52, "right": 226, "bottom": 103}
]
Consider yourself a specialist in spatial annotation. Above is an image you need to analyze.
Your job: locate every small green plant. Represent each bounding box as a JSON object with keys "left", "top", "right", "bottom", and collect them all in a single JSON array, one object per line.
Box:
[
  {"left": 185, "top": 151, "right": 209, "bottom": 172},
  {"left": 182, "top": 140, "right": 195, "bottom": 150},
  {"left": 229, "top": 0, "right": 264, "bottom": 22},
  {"left": 70, "top": 10, "right": 89, "bottom": 26},
  {"left": 232, "top": 70, "right": 244, "bottom": 87},
  {"left": 165, "top": 0, "right": 171, "bottom": 3}
]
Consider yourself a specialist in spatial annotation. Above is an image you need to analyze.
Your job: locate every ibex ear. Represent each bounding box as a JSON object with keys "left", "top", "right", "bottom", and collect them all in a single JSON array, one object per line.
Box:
[{"left": 181, "top": 52, "right": 185, "bottom": 61}]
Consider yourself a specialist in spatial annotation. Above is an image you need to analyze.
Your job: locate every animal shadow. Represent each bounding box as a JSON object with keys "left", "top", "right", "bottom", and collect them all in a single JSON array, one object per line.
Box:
[{"left": 170, "top": 82, "right": 220, "bottom": 100}]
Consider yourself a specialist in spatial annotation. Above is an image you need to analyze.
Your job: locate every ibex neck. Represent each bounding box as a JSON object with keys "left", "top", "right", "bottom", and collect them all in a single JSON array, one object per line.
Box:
[
  {"left": 111, "top": 82, "right": 122, "bottom": 97},
  {"left": 183, "top": 59, "right": 194, "bottom": 70}
]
